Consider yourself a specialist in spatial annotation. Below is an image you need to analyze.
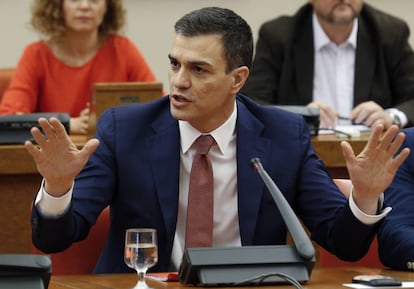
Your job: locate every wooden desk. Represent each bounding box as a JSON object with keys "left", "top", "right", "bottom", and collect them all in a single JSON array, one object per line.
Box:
[
  {"left": 49, "top": 268, "right": 414, "bottom": 289},
  {"left": 0, "top": 133, "right": 366, "bottom": 254},
  {"left": 311, "top": 133, "right": 369, "bottom": 178},
  {"left": 0, "top": 135, "right": 86, "bottom": 254}
]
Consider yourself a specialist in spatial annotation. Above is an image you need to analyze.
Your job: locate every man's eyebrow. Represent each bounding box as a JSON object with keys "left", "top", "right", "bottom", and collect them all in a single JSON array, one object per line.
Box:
[
  {"left": 168, "top": 54, "right": 211, "bottom": 67},
  {"left": 190, "top": 60, "right": 211, "bottom": 67}
]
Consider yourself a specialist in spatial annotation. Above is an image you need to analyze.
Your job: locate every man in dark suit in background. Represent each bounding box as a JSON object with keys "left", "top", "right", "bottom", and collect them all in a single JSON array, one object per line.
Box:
[
  {"left": 242, "top": 0, "right": 414, "bottom": 129},
  {"left": 26, "top": 7, "right": 409, "bottom": 274}
]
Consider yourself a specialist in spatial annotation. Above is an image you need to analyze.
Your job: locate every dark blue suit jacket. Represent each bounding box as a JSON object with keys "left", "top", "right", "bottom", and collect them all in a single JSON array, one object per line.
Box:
[
  {"left": 31, "top": 94, "right": 377, "bottom": 273},
  {"left": 378, "top": 127, "right": 414, "bottom": 270}
]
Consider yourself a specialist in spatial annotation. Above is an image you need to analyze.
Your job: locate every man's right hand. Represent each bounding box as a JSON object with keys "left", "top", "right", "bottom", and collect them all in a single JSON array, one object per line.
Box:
[{"left": 24, "top": 117, "right": 100, "bottom": 197}]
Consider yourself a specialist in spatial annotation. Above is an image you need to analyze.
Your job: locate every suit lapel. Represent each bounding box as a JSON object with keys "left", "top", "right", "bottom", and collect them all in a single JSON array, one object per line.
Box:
[
  {"left": 236, "top": 101, "right": 272, "bottom": 245},
  {"left": 354, "top": 17, "right": 376, "bottom": 105},
  {"left": 146, "top": 112, "right": 180, "bottom": 244}
]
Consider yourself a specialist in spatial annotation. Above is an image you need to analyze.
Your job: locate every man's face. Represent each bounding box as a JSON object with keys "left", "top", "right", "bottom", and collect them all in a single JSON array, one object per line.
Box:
[
  {"left": 168, "top": 34, "right": 246, "bottom": 133},
  {"left": 309, "top": 0, "right": 363, "bottom": 24}
]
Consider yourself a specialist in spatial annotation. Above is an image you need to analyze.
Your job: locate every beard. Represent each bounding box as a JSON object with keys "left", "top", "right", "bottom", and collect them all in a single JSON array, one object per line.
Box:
[{"left": 318, "top": 2, "right": 359, "bottom": 25}]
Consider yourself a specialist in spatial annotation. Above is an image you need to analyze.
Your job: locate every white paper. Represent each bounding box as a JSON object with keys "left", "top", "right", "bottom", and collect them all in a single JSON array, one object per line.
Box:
[
  {"left": 343, "top": 281, "right": 414, "bottom": 288},
  {"left": 318, "top": 124, "right": 372, "bottom": 135}
]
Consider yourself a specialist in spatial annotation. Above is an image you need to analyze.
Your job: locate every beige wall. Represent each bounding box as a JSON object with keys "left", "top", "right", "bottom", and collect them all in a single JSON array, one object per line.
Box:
[{"left": 1, "top": 0, "right": 414, "bottom": 90}]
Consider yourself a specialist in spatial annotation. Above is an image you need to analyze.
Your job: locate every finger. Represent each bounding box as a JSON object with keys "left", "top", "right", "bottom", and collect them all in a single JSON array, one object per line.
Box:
[
  {"left": 365, "top": 110, "right": 389, "bottom": 128},
  {"left": 49, "top": 117, "right": 66, "bottom": 130},
  {"left": 371, "top": 119, "right": 384, "bottom": 129},
  {"left": 377, "top": 125, "right": 399, "bottom": 150},
  {"left": 322, "top": 108, "right": 338, "bottom": 128},
  {"left": 79, "top": 139, "right": 100, "bottom": 159},
  {"left": 356, "top": 111, "right": 371, "bottom": 125},
  {"left": 349, "top": 104, "right": 363, "bottom": 120},
  {"left": 80, "top": 108, "right": 89, "bottom": 116},
  {"left": 365, "top": 124, "right": 384, "bottom": 150},
  {"left": 49, "top": 117, "right": 69, "bottom": 140},
  {"left": 351, "top": 104, "right": 372, "bottom": 124},
  {"left": 363, "top": 112, "right": 378, "bottom": 127},
  {"left": 341, "top": 141, "right": 356, "bottom": 165},
  {"left": 24, "top": 140, "right": 40, "bottom": 159},
  {"left": 30, "top": 127, "right": 48, "bottom": 147},
  {"left": 82, "top": 122, "right": 89, "bottom": 134},
  {"left": 387, "top": 131, "right": 407, "bottom": 157},
  {"left": 80, "top": 127, "right": 88, "bottom": 135},
  {"left": 37, "top": 117, "right": 57, "bottom": 140},
  {"left": 306, "top": 101, "right": 321, "bottom": 109},
  {"left": 392, "top": 147, "right": 411, "bottom": 171},
  {"left": 319, "top": 112, "right": 330, "bottom": 128}
]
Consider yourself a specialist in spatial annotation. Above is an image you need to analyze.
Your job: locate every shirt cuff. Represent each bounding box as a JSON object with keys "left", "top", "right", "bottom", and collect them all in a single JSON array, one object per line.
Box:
[
  {"left": 386, "top": 108, "right": 408, "bottom": 128},
  {"left": 34, "top": 179, "right": 73, "bottom": 217},
  {"left": 349, "top": 189, "right": 391, "bottom": 225}
]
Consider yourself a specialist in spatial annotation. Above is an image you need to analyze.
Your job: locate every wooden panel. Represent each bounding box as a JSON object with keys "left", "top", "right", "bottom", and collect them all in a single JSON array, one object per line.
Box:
[
  {"left": 88, "top": 82, "right": 163, "bottom": 136},
  {"left": 0, "top": 135, "right": 86, "bottom": 253},
  {"left": 0, "top": 174, "right": 41, "bottom": 253}
]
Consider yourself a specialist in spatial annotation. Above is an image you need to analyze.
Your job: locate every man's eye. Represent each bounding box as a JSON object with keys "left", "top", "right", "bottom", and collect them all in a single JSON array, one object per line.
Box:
[
  {"left": 170, "top": 60, "right": 179, "bottom": 69},
  {"left": 193, "top": 66, "right": 204, "bottom": 73}
]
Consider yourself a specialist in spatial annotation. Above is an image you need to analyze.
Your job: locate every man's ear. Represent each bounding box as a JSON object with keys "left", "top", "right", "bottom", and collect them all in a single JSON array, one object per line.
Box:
[{"left": 231, "top": 66, "right": 249, "bottom": 93}]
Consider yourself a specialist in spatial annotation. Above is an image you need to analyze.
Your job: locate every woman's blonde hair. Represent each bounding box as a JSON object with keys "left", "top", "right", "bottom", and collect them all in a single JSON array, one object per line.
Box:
[{"left": 30, "top": 0, "right": 126, "bottom": 40}]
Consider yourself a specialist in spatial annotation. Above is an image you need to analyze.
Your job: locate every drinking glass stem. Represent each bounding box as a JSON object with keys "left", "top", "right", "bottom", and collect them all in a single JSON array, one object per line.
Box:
[
  {"left": 134, "top": 269, "right": 149, "bottom": 289},
  {"left": 137, "top": 270, "right": 146, "bottom": 282}
]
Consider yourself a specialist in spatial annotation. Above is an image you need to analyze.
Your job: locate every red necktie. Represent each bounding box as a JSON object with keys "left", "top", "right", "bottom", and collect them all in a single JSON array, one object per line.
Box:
[{"left": 185, "top": 135, "right": 215, "bottom": 248}]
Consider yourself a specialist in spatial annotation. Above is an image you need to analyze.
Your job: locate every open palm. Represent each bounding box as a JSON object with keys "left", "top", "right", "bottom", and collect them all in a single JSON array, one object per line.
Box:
[{"left": 25, "top": 117, "right": 99, "bottom": 195}]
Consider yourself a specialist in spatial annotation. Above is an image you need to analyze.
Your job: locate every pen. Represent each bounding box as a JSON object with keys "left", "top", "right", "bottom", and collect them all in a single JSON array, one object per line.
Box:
[
  {"left": 338, "top": 115, "right": 358, "bottom": 125},
  {"left": 338, "top": 115, "right": 350, "bottom": 121}
]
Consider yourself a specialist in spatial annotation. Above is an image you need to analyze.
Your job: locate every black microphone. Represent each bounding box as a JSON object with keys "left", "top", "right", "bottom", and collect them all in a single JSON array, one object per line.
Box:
[
  {"left": 250, "top": 157, "right": 315, "bottom": 260},
  {"left": 178, "top": 158, "right": 315, "bottom": 286}
]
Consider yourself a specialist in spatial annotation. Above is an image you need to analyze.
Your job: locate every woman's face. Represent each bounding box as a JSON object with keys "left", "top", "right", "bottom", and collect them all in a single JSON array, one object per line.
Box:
[{"left": 63, "top": 0, "right": 107, "bottom": 34}]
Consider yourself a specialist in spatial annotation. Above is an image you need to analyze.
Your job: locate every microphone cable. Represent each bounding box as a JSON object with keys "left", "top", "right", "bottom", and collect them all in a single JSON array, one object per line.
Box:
[{"left": 233, "top": 271, "right": 303, "bottom": 288}]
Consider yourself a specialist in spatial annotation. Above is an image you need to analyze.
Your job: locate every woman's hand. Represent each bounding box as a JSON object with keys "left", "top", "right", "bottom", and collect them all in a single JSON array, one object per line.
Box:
[{"left": 70, "top": 104, "right": 91, "bottom": 135}]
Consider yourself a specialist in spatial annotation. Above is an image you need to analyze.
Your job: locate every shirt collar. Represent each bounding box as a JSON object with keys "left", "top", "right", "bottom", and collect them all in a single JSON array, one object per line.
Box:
[
  {"left": 179, "top": 101, "right": 237, "bottom": 155},
  {"left": 313, "top": 13, "right": 358, "bottom": 51}
]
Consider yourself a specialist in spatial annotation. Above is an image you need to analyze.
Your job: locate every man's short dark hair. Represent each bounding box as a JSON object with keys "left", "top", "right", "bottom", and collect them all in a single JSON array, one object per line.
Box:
[{"left": 174, "top": 7, "right": 253, "bottom": 72}]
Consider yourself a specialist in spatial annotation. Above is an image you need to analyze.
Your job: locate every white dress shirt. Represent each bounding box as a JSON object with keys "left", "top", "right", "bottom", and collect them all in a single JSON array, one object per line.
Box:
[
  {"left": 313, "top": 13, "right": 357, "bottom": 118},
  {"left": 312, "top": 13, "right": 407, "bottom": 126},
  {"left": 170, "top": 102, "right": 241, "bottom": 269}
]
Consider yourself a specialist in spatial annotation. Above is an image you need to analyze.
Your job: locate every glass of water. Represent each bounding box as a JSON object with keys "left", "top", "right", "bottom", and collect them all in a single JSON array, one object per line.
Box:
[{"left": 124, "top": 228, "right": 158, "bottom": 289}]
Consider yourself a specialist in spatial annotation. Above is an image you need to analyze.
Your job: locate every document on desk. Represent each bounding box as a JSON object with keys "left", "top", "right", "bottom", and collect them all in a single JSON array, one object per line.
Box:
[
  {"left": 343, "top": 281, "right": 414, "bottom": 288},
  {"left": 318, "top": 124, "right": 372, "bottom": 137}
]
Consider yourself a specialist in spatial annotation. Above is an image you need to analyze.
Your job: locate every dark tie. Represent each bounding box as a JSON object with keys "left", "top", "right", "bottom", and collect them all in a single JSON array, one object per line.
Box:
[{"left": 185, "top": 135, "right": 215, "bottom": 248}]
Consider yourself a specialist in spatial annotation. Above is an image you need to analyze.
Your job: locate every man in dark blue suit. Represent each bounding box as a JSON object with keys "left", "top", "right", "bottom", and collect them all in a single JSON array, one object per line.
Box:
[
  {"left": 26, "top": 7, "right": 409, "bottom": 274},
  {"left": 378, "top": 127, "right": 414, "bottom": 270}
]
